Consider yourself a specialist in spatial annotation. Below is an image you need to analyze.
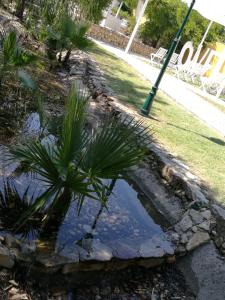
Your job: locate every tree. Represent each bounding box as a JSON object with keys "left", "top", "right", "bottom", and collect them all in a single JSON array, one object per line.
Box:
[
  {"left": 140, "top": 0, "right": 225, "bottom": 50},
  {"left": 74, "top": 0, "right": 112, "bottom": 23}
]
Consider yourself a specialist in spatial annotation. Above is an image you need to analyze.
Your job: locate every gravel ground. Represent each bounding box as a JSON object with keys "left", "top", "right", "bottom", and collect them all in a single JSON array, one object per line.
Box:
[
  {"left": 71, "top": 265, "right": 195, "bottom": 300},
  {"left": 0, "top": 264, "right": 195, "bottom": 300}
]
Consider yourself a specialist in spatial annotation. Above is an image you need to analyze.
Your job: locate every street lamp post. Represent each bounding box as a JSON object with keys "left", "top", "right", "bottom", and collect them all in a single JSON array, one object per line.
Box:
[{"left": 141, "top": 0, "right": 196, "bottom": 116}]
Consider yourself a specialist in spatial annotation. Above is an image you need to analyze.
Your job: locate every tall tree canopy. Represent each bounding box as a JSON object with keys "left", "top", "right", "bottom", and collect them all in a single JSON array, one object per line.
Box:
[{"left": 140, "top": 0, "right": 225, "bottom": 49}]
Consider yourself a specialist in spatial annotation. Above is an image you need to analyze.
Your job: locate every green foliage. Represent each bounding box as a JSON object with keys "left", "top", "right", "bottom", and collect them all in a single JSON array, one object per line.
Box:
[
  {"left": 140, "top": 0, "right": 225, "bottom": 49},
  {"left": 10, "top": 84, "right": 149, "bottom": 226},
  {"left": 0, "top": 30, "right": 36, "bottom": 88},
  {"left": 73, "top": 0, "right": 112, "bottom": 23},
  {"left": 45, "top": 14, "right": 92, "bottom": 63},
  {"left": 124, "top": 0, "right": 138, "bottom": 10}
]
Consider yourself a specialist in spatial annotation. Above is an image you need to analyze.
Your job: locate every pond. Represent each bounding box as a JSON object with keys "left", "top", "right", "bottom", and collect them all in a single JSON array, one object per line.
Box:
[{"left": 0, "top": 114, "right": 174, "bottom": 274}]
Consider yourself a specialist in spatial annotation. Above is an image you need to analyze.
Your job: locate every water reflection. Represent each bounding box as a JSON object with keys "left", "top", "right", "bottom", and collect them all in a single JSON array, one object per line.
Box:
[
  {"left": 0, "top": 142, "right": 172, "bottom": 262},
  {"left": 0, "top": 170, "right": 172, "bottom": 261}
]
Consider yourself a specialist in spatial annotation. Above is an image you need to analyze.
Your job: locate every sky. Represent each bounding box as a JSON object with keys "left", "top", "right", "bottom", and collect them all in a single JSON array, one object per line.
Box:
[{"left": 182, "top": 0, "right": 225, "bottom": 26}]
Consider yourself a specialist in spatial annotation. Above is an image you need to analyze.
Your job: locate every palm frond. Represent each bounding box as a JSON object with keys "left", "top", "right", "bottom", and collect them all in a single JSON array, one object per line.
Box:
[
  {"left": 10, "top": 141, "right": 60, "bottom": 186},
  {"left": 81, "top": 116, "right": 150, "bottom": 179},
  {"left": 2, "top": 31, "right": 17, "bottom": 64},
  {"left": 57, "top": 84, "right": 89, "bottom": 167}
]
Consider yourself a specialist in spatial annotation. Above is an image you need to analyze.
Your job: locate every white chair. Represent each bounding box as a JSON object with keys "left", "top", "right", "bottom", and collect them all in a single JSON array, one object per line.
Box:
[
  {"left": 168, "top": 53, "right": 180, "bottom": 69},
  {"left": 150, "top": 47, "right": 167, "bottom": 65}
]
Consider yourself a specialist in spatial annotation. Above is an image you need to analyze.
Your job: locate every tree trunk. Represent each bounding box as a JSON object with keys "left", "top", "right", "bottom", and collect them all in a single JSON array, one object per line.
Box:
[
  {"left": 63, "top": 49, "right": 71, "bottom": 65},
  {"left": 15, "top": 0, "right": 26, "bottom": 21}
]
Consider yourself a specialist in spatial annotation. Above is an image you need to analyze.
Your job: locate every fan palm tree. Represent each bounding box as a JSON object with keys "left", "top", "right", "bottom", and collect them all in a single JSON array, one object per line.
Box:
[
  {"left": 45, "top": 14, "right": 92, "bottom": 64},
  {"left": 9, "top": 84, "right": 150, "bottom": 229}
]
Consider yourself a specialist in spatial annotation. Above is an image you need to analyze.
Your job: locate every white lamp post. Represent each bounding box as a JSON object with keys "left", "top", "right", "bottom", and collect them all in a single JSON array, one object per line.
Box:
[{"left": 125, "top": 0, "right": 150, "bottom": 54}]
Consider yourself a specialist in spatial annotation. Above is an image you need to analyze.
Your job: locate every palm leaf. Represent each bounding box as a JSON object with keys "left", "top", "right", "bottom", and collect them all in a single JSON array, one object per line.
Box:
[
  {"left": 81, "top": 116, "right": 150, "bottom": 179},
  {"left": 2, "top": 31, "right": 17, "bottom": 64},
  {"left": 57, "top": 84, "right": 89, "bottom": 168},
  {"left": 10, "top": 141, "right": 60, "bottom": 186}
]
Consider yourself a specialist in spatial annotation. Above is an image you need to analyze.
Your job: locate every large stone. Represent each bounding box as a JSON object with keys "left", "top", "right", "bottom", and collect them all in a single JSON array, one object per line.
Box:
[
  {"left": 186, "top": 230, "right": 210, "bottom": 251},
  {"left": 201, "top": 210, "right": 211, "bottom": 220},
  {"left": 179, "top": 215, "right": 193, "bottom": 232},
  {"left": 178, "top": 242, "right": 225, "bottom": 300},
  {"left": 198, "top": 221, "right": 210, "bottom": 231},
  {"left": 139, "top": 236, "right": 174, "bottom": 258},
  {"left": 0, "top": 245, "right": 14, "bottom": 268},
  {"left": 185, "top": 183, "right": 208, "bottom": 204},
  {"left": 189, "top": 209, "right": 204, "bottom": 225},
  {"left": 80, "top": 240, "right": 113, "bottom": 261},
  {"left": 212, "top": 205, "right": 225, "bottom": 235}
]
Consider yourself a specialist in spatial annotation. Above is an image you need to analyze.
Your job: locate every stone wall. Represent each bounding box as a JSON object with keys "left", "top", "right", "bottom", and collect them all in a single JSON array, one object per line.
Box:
[{"left": 88, "top": 24, "right": 155, "bottom": 58}]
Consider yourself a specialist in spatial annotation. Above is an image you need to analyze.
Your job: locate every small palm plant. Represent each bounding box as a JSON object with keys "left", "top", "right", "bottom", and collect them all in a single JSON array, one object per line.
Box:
[
  {"left": 9, "top": 85, "right": 149, "bottom": 228},
  {"left": 45, "top": 14, "right": 92, "bottom": 64},
  {"left": 0, "top": 30, "right": 36, "bottom": 88}
]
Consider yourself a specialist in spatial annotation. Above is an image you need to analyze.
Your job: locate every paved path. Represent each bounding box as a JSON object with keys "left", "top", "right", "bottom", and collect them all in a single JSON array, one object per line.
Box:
[{"left": 94, "top": 40, "right": 225, "bottom": 137}]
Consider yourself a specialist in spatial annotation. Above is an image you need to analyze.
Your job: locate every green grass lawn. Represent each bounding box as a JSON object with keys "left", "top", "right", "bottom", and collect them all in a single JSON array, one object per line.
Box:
[{"left": 88, "top": 45, "right": 225, "bottom": 204}]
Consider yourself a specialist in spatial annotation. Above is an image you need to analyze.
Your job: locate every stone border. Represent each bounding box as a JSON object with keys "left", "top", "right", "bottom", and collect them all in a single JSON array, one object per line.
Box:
[
  {"left": 68, "top": 51, "right": 225, "bottom": 256},
  {"left": 88, "top": 24, "right": 155, "bottom": 58}
]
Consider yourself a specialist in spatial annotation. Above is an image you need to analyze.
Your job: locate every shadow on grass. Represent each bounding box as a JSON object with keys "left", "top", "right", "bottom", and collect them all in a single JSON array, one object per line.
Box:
[
  {"left": 88, "top": 46, "right": 168, "bottom": 110},
  {"left": 167, "top": 123, "right": 225, "bottom": 147}
]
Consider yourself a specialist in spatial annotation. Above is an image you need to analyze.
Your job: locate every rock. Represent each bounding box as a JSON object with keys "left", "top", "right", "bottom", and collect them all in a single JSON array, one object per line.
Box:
[
  {"left": 211, "top": 230, "right": 217, "bottom": 236},
  {"left": 167, "top": 256, "right": 176, "bottom": 263},
  {"left": 81, "top": 240, "right": 113, "bottom": 261},
  {"left": 10, "top": 294, "right": 28, "bottom": 300},
  {"left": 179, "top": 215, "right": 193, "bottom": 232},
  {"left": 192, "top": 226, "right": 198, "bottom": 233},
  {"left": 70, "top": 66, "right": 85, "bottom": 76},
  {"left": 139, "top": 236, "right": 174, "bottom": 258},
  {"left": 9, "top": 280, "right": 19, "bottom": 287},
  {"left": 186, "top": 230, "right": 210, "bottom": 251},
  {"left": 198, "top": 221, "right": 210, "bottom": 231},
  {"left": 180, "top": 234, "right": 188, "bottom": 244},
  {"left": 186, "top": 183, "right": 208, "bottom": 204},
  {"left": 201, "top": 210, "right": 211, "bottom": 220},
  {"left": 171, "top": 232, "right": 180, "bottom": 242},
  {"left": 215, "top": 237, "right": 223, "bottom": 248},
  {"left": 212, "top": 205, "right": 225, "bottom": 238},
  {"left": 222, "top": 243, "right": 225, "bottom": 250},
  {"left": 189, "top": 209, "right": 204, "bottom": 225},
  {"left": 114, "top": 287, "right": 120, "bottom": 294},
  {"left": 0, "top": 235, "right": 4, "bottom": 243},
  {"left": 5, "top": 235, "right": 21, "bottom": 249},
  {"left": 175, "top": 245, "right": 186, "bottom": 255},
  {"left": 0, "top": 245, "right": 14, "bottom": 268},
  {"left": 101, "top": 286, "right": 111, "bottom": 296}
]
